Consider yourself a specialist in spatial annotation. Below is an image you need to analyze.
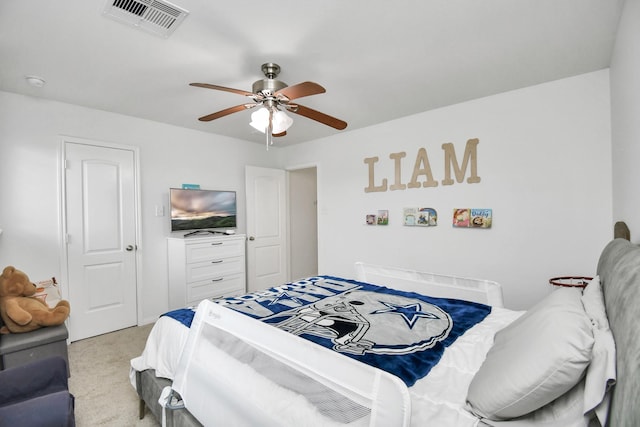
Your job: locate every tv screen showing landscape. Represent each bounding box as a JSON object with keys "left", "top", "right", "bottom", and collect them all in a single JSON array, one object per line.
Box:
[{"left": 170, "top": 188, "right": 237, "bottom": 231}]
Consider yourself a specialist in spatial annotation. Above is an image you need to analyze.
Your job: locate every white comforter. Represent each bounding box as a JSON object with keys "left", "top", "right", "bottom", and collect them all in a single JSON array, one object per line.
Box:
[{"left": 131, "top": 305, "right": 522, "bottom": 426}]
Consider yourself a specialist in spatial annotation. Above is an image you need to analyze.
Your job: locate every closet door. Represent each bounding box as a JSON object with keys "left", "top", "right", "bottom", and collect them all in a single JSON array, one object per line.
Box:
[{"left": 64, "top": 140, "right": 138, "bottom": 341}]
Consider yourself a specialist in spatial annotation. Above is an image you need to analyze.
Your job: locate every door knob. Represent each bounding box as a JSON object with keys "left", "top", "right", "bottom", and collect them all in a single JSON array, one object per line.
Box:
[
  {"left": 126, "top": 245, "right": 134, "bottom": 251},
  {"left": 249, "top": 236, "right": 255, "bottom": 241}
]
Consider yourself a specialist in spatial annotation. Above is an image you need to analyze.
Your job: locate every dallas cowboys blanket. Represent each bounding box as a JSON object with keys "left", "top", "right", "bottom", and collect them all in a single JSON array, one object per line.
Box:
[{"left": 162, "top": 275, "right": 491, "bottom": 387}]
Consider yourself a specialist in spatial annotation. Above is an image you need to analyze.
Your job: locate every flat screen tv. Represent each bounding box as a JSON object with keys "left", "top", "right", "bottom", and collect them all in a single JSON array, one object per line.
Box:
[{"left": 170, "top": 188, "right": 237, "bottom": 232}]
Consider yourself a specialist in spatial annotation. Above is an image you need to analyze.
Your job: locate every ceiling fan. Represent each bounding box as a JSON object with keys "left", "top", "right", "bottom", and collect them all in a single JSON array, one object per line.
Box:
[{"left": 190, "top": 63, "right": 347, "bottom": 148}]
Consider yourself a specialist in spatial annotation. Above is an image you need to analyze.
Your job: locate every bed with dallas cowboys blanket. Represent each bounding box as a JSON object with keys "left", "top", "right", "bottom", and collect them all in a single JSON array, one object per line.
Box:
[{"left": 131, "top": 240, "right": 632, "bottom": 427}]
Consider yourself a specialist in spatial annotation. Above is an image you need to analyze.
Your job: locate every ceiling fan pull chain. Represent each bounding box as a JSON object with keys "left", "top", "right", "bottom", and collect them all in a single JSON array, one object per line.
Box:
[{"left": 267, "top": 109, "right": 275, "bottom": 150}]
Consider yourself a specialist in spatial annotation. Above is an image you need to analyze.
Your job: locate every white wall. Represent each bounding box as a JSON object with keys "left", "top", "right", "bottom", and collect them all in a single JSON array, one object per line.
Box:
[
  {"left": 0, "top": 91, "right": 281, "bottom": 323},
  {"left": 0, "top": 69, "right": 614, "bottom": 318},
  {"left": 282, "top": 71, "right": 613, "bottom": 310},
  {"left": 610, "top": 0, "right": 640, "bottom": 241}
]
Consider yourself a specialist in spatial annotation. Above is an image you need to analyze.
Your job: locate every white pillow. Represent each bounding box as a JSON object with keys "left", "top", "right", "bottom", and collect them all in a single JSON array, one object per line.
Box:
[
  {"left": 581, "top": 276, "right": 608, "bottom": 329},
  {"left": 581, "top": 276, "right": 616, "bottom": 425},
  {"left": 466, "top": 288, "right": 594, "bottom": 420},
  {"left": 472, "top": 379, "right": 592, "bottom": 426}
]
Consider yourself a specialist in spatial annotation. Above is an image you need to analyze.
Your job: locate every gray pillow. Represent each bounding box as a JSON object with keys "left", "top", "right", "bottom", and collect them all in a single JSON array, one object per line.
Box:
[{"left": 466, "top": 287, "right": 594, "bottom": 420}]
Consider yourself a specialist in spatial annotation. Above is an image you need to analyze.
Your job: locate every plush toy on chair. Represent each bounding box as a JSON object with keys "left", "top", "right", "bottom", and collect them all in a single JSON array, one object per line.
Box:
[{"left": 0, "top": 266, "right": 70, "bottom": 334}]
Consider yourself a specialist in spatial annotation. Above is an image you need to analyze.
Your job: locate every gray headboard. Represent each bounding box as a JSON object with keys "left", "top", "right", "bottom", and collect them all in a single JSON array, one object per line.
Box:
[{"left": 596, "top": 224, "right": 639, "bottom": 427}]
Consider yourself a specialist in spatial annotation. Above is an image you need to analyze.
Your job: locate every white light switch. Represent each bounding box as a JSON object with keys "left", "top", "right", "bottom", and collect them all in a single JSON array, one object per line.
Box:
[{"left": 155, "top": 205, "right": 165, "bottom": 217}]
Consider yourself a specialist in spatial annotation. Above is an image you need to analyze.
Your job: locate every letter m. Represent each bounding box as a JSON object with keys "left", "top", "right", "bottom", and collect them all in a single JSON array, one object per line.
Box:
[{"left": 441, "top": 138, "right": 481, "bottom": 185}]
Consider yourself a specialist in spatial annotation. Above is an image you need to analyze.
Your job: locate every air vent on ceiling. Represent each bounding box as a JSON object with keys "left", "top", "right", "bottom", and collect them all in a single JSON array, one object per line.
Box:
[{"left": 103, "top": 0, "right": 189, "bottom": 37}]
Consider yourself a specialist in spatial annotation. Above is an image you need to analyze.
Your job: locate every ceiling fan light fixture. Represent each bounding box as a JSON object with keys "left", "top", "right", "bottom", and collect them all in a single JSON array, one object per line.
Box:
[
  {"left": 272, "top": 110, "right": 293, "bottom": 134},
  {"left": 249, "top": 107, "right": 270, "bottom": 133},
  {"left": 249, "top": 107, "right": 293, "bottom": 134}
]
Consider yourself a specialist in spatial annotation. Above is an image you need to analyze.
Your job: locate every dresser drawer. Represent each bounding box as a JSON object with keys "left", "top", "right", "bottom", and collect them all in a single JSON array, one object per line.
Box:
[
  {"left": 185, "top": 239, "right": 244, "bottom": 264},
  {"left": 187, "top": 274, "right": 246, "bottom": 304},
  {"left": 186, "top": 257, "right": 244, "bottom": 283}
]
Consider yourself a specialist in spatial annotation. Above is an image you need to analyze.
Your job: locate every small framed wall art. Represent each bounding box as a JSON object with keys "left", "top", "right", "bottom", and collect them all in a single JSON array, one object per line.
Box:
[
  {"left": 377, "top": 210, "right": 389, "bottom": 225},
  {"left": 453, "top": 208, "right": 492, "bottom": 228},
  {"left": 403, "top": 207, "right": 438, "bottom": 227}
]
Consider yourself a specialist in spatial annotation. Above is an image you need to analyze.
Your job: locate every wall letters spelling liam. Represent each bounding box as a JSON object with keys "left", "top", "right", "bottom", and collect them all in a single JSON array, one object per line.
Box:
[{"left": 364, "top": 138, "right": 480, "bottom": 193}]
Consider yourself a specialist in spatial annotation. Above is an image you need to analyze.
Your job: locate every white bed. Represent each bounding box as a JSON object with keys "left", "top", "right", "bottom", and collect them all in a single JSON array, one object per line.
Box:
[
  {"left": 131, "top": 249, "right": 623, "bottom": 427},
  {"left": 131, "top": 290, "right": 520, "bottom": 427}
]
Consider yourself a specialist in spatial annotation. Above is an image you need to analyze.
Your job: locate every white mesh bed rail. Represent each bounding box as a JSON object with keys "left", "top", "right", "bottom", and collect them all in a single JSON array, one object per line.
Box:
[
  {"left": 171, "top": 299, "right": 411, "bottom": 427},
  {"left": 354, "top": 262, "right": 504, "bottom": 307}
]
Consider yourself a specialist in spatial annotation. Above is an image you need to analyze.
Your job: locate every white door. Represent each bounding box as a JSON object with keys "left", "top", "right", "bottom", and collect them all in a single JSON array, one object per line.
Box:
[
  {"left": 245, "top": 166, "right": 288, "bottom": 293},
  {"left": 64, "top": 141, "right": 138, "bottom": 341}
]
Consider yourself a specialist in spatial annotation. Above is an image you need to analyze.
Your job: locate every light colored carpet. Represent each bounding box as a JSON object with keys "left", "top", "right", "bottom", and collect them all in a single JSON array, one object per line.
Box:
[{"left": 68, "top": 324, "right": 160, "bottom": 426}]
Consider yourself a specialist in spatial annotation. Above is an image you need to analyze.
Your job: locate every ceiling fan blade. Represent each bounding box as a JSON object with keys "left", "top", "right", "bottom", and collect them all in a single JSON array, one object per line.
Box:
[
  {"left": 190, "top": 83, "right": 254, "bottom": 97},
  {"left": 289, "top": 104, "right": 347, "bottom": 130},
  {"left": 275, "top": 82, "right": 326, "bottom": 101},
  {"left": 197, "top": 104, "right": 255, "bottom": 122}
]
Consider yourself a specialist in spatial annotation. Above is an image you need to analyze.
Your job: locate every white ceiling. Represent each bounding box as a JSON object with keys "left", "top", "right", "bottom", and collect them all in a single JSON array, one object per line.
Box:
[{"left": 0, "top": 0, "right": 623, "bottom": 147}]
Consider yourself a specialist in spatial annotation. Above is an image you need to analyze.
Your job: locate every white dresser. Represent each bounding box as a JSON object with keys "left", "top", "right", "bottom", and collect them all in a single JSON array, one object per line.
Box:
[{"left": 167, "top": 234, "right": 246, "bottom": 309}]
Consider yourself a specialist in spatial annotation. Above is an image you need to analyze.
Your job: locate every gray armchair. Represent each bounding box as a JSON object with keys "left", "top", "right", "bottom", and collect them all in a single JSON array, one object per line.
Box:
[{"left": 0, "top": 356, "right": 75, "bottom": 427}]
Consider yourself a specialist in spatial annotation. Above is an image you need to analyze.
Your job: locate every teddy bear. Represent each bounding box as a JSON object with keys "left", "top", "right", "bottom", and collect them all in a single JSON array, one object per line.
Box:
[{"left": 0, "top": 266, "right": 70, "bottom": 334}]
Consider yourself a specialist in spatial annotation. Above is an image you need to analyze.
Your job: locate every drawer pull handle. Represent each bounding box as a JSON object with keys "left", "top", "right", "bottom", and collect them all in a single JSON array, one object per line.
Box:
[
  {"left": 211, "top": 242, "right": 223, "bottom": 246},
  {"left": 211, "top": 260, "right": 223, "bottom": 264},
  {"left": 211, "top": 277, "right": 224, "bottom": 282}
]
